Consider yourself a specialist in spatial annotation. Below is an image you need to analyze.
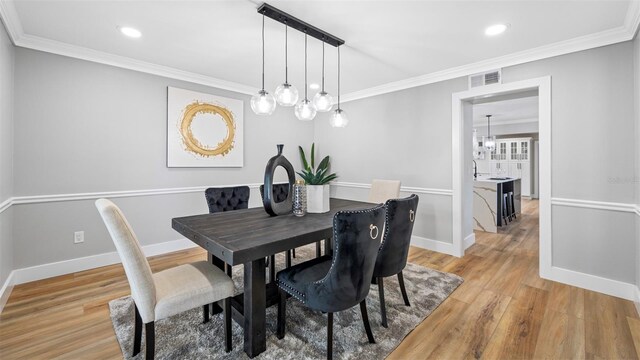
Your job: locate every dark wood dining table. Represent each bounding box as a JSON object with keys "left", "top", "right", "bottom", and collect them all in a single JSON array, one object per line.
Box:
[{"left": 171, "top": 198, "right": 375, "bottom": 358}]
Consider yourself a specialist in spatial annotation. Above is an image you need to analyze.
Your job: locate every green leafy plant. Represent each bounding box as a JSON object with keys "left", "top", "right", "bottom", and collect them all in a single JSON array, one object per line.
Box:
[{"left": 297, "top": 143, "right": 338, "bottom": 185}]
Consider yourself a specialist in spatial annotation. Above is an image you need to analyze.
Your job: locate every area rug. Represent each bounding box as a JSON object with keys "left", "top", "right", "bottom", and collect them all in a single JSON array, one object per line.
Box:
[{"left": 109, "top": 244, "right": 463, "bottom": 359}]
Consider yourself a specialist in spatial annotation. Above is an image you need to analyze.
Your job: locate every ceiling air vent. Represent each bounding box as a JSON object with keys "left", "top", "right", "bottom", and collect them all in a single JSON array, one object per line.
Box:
[{"left": 468, "top": 69, "right": 502, "bottom": 89}]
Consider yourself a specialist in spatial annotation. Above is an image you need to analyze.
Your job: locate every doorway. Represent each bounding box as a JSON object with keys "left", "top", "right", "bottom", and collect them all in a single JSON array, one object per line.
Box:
[{"left": 451, "top": 76, "right": 552, "bottom": 279}]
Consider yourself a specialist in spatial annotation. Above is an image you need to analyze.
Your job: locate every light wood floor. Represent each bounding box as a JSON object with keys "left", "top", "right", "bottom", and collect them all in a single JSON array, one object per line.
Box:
[{"left": 1, "top": 200, "right": 639, "bottom": 359}]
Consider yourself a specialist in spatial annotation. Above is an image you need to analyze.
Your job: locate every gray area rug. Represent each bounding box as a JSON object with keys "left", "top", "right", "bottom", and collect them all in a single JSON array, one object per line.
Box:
[{"left": 109, "top": 244, "right": 463, "bottom": 359}]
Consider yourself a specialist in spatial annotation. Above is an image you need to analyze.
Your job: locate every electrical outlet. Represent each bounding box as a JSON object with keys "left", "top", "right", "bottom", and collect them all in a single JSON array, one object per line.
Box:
[{"left": 74, "top": 231, "right": 84, "bottom": 244}]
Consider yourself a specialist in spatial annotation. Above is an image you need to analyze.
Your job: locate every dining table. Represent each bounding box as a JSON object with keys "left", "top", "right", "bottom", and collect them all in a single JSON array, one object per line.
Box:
[{"left": 171, "top": 197, "right": 375, "bottom": 358}]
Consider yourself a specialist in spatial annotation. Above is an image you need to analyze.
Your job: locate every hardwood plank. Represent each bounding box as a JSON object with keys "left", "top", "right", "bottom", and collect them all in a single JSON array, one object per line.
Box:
[{"left": 584, "top": 291, "right": 638, "bottom": 360}]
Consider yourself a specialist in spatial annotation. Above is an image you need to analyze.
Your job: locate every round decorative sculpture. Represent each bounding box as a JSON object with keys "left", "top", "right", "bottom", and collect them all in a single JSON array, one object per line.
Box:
[{"left": 263, "top": 144, "right": 295, "bottom": 216}]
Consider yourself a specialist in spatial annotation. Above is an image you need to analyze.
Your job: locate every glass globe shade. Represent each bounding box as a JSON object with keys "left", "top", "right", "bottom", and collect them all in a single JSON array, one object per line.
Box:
[
  {"left": 294, "top": 99, "right": 317, "bottom": 121},
  {"left": 250, "top": 90, "right": 276, "bottom": 115},
  {"left": 274, "top": 83, "right": 299, "bottom": 107},
  {"left": 483, "top": 136, "right": 496, "bottom": 152},
  {"left": 330, "top": 108, "right": 349, "bottom": 128},
  {"left": 313, "top": 91, "right": 333, "bottom": 112}
]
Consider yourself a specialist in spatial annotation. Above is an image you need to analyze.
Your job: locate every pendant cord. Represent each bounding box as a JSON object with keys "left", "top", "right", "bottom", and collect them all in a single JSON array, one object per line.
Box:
[
  {"left": 304, "top": 32, "right": 308, "bottom": 99},
  {"left": 261, "top": 14, "right": 265, "bottom": 91},
  {"left": 337, "top": 46, "right": 341, "bottom": 108},
  {"left": 321, "top": 40, "right": 325, "bottom": 92},
  {"left": 284, "top": 22, "right": 288, "bottom": 84},
  {"left": 487, "top": 115, "right": 491, "bottom": 137}
]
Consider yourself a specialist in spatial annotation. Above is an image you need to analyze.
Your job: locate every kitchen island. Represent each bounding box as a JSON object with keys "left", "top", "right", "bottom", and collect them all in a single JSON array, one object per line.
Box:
[{"left": 473, "top": 176, "right": 521, "bottom": 233}]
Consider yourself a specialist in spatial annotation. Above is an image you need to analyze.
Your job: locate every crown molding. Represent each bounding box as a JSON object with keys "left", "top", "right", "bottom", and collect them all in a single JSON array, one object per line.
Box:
[
  {"left": 16, "top": 34, "right": 257, "bottom": 96},
  {"left": 1, "top": 0, "right": 638, "bottom": 103},
  {"left": 0, "top": 0, "right": 23, "bottom": 44},
  {"left": 341, "top": 23, "right": 636, "bottom": 103}
]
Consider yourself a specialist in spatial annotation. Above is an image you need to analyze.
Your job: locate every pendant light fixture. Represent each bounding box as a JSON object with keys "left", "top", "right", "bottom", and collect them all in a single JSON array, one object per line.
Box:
[
  {"left": 483, "top": 115, "right": 496, "bottom": 152},
  {"left": 294, "top": 32, "right": 317, "bottom": 121},
  {"left": 330, "top": 46, "right": 348, "bottom": 127},
  {"left": 274, "top": 22, "right": 299, "bottom": 106},
  {"left": 312, "top": 39, "right": 333, "bottom": 112},
  {"left": 251, "top": 14, "right": 277, "bottom": 115}
]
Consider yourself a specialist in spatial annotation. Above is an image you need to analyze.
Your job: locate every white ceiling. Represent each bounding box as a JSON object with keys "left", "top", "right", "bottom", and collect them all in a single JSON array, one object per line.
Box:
[
  {"left": 3, "top": 0, "right": 637, "bottom": 98},
  {"left": 473, "top": 95, "right": 539, "bottom": 125}
]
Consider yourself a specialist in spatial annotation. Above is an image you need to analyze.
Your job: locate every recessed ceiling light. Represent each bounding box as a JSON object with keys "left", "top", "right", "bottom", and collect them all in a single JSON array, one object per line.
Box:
[
  {"left": 118, "top": 26, "right": 142, "bottom": 38},
  {"left": 309, "top": 83, "right": 320, "bottom": 90},
  {"left": 485, "top": 23, "right": 509, "bottom": 36}
]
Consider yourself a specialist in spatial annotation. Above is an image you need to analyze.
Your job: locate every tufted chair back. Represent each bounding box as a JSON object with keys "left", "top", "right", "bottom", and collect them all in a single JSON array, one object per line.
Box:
[
  {"left": 374, "top": 194, "right": 419, "bottom": 278},
  {"left": 95, "top": 199, "right": 157, "bottom": 323},
  {"left": 305, "top": 204, "right": 386, "bottom": 313},
  {"left": 205, "top": 186, "right": 250, "bottom": 214},
  {"left": 259, "top": 183, "right": 290, "bottom": 203}
]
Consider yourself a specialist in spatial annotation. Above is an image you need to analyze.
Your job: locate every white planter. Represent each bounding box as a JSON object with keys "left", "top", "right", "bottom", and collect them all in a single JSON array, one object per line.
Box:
[{"left": 306, "top": 184, "right": 330, "bottom": 213}]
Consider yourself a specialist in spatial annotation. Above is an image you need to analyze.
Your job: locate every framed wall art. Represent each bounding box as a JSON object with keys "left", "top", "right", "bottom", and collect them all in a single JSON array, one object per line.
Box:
[{"left": 167, "top": 87, "right": 243, "bottom": 167}]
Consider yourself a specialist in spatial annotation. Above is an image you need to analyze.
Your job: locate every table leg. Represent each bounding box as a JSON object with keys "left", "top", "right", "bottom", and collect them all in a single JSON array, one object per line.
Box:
[
  {"left": 244, "top": 258, "right": 266, "bottom": 358},
  {"left": 324, "top": 237, "right": 333, "bottom": 257},
  {"left": 208, "top": 254, "right": 226, "bottom": 315}
]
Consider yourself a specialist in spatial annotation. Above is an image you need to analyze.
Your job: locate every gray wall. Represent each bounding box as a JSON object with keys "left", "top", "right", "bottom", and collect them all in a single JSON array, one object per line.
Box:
[
  {"left": 11, "top": 48, "right": 314, "bottom": 269},
  {"left": 0, "top": 21, "right": 14, "bottom": 287},
  {"left": 634, "top": 31, "right": 639, "bottom": 293},
  {"left": 474, "top": 121, "right": 538, "bottom": 137},
  {"left": 315, "top": 41, "right": 637, "bottom": 284}
]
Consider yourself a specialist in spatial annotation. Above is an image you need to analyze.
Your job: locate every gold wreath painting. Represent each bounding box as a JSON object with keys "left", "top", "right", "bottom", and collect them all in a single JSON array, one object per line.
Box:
[{"left": 167, "top": 87, "right": 243, "bottom": 167}]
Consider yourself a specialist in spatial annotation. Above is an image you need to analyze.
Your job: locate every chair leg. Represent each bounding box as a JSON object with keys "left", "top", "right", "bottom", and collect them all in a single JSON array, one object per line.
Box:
[
  {"left": 133, "top": 304, "right": 142, "bottom": 356},
  {"left": 378, "top": 277, "right": 388, "bottom": 328},
  {"left": 203, "top": 303, "right": 210, "bottom": 323},
  {"left": 359, "top": 300, "right": 376, "bottom": 344},
  {"left": 225, "top": 263, "right": 232, "bottom": 277},
  {"left": 286, "top": 250, "right": 292, "bottom": 268},
  {"left": 145, "top": 321, "right": 155, "bottom": 360},
  {"left": 292, "top": 248, "right": 296, "bottom": 258},
  {"left": 327, "top": 312, "right": 333, "bottom": 360},
  {"left": 224, "top": 297, "right": 232, "bottom": 352},
  {"left": 316, "top": 241, "right": 322, "bottom": 258},
  {"left": 398, "top": 271, "right": 410, "bottom": 306},
  {"left": 277, "top": 288, "right": 286, "bottom": 339}
]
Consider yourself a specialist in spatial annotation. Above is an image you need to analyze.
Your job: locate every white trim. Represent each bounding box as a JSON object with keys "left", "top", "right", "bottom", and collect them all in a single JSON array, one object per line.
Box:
[
  {"left": 635, "top": 286, "right": 640, "bottom": 316},
  {"left": 410, "top": 236, "right": 459, "bottom": 257},
  {"left": 16, "top": 34, "right": 256, "bottom": 96},
  {"left": 635, "top": 205, "right": 640, "bottom": 217},
  {"left": 551, "top": 198, "right": 638, "bottom": 213},
  {"left": 546, "top": 265, "right": 638, "bottom": 302},
  {"left": 0, "top": 0, "right": 23, "bottom": 44},
  {"left": 0, "top": 198, "right": 11, "bottom": 214},
  {"left": 452, "top": 76, "right": 552, "bottom": 275},
  {"left": 472, "top": 118, "right": 538, "bottom": 127},
  {"left": 1, "top": 0, "right": 638, "bottom": 105},
  {"left": 332, "top": 181, "right": 452, "bottom": 196},
  {"left": 342, "top": 23, "right": 637, "bottom": 103},
  {"left": 464, "top": 233, "right": 475, "bottom": 250},
  {"left": 0, "top": 271, "right": 15, "bottom": 314},
  {"left": 11, "top": 238, "right": 198, "bottom": 286},
  {"left": 10, "top": 183, "right": 263, "bottom": 206}
]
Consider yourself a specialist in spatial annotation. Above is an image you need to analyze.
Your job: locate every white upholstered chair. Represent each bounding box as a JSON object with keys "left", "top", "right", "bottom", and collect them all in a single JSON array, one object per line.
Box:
[
  {"left": 368, "top": 179, "right": 401, "bottom": 204},
  {"left": 95, "top": 199, "right": 234, "bottom": 360}
]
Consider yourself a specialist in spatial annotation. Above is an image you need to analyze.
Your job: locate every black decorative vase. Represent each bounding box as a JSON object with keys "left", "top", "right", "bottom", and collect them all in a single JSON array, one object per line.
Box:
[{"left": 263, "top": 144, "right": 295, "bottom": 216}]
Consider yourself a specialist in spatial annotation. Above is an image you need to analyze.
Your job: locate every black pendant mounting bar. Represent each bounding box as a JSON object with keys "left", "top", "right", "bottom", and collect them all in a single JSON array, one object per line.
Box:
[{"left": 257, "top": 3, "right": 345, "bottom": 47}]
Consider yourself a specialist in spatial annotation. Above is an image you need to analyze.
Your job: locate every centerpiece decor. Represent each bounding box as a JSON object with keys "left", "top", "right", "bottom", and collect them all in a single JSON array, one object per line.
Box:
[
  {"left": 297, "top": 143, "right": 337, "bottom": 213},
  {"left": 263, "top": 144, "right": 295, "bottom": 216}
]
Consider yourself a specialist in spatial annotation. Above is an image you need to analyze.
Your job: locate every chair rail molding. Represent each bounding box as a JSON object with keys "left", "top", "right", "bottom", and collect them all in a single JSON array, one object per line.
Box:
[
  {"left": 332, "top": 182, "right": 453, "bottom": 196},
  {"left": 551, "top": 198, "right": 639, "bottom": 213}
]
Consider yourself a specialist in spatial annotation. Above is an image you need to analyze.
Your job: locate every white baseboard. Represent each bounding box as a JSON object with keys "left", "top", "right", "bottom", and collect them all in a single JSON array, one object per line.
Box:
[
  {"left": 463, "top": 233, "right": 475, "bottom": 250},
  {"left": 411, "top": 235, "right": 460, "bottom": 257},
  {"left": 635, "top": 286, "right": 640, "bottom": 317},
  {"left": 0, "top": 238, "right": 198, "bottom": 313},
  {"left": 0, "top": 271, "right": 15, "bottom": 313},
  {"left": 543, "top": 265, "right": 638, "bottom": 302}
]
